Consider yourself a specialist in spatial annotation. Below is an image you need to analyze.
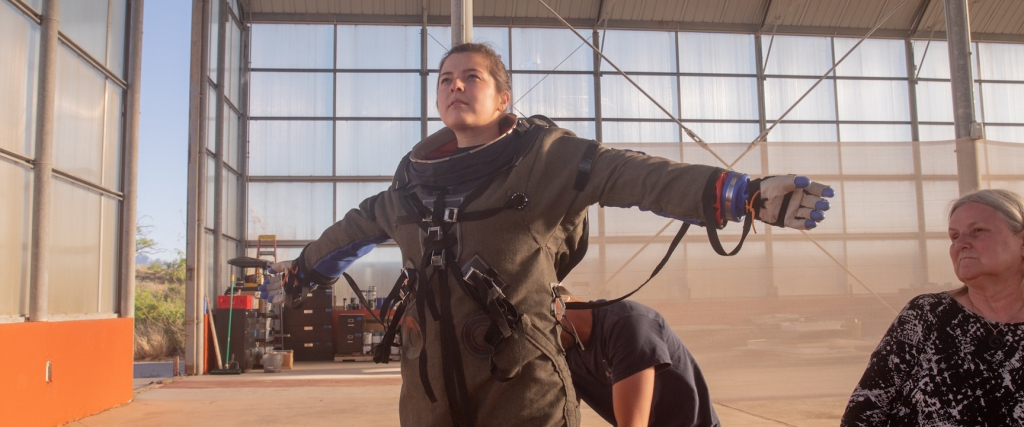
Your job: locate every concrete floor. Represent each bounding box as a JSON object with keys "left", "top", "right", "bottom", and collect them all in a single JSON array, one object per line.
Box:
[{"left": 68, "top": 348, "right": 865, "bottom": 427}]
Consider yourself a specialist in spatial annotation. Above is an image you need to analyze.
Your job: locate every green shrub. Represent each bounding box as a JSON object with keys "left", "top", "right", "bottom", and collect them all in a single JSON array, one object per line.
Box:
[{"left": 135, "top": 251, "right": 186, "bottom": 360}]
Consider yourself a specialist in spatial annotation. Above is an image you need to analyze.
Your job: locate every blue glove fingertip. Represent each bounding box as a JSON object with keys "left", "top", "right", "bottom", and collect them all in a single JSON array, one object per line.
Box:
[
  {"left": 822, "top": 187, "right": 835, "bottom": 198},
  {"left": 815, "top": 200, "right": 830, "bottom": 211},
  {"left": 804, "top": 219, "right": 817, "bottom": 229},
  {"left": 794, "top": 176, "right": 810, "bottom": 188},
  {"left": 810, "top": 211, "right": 825, "bottom": 221}
]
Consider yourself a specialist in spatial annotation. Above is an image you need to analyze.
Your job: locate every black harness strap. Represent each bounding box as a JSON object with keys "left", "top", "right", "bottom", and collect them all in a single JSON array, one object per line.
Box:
[{"left": 573, "top": 143, "right": 599, "bottom": 191}]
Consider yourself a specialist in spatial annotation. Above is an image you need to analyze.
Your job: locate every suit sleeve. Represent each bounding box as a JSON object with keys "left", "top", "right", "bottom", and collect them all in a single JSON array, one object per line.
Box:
[{"left": 297, "top": 191, "right": 393, "bottom": 283}]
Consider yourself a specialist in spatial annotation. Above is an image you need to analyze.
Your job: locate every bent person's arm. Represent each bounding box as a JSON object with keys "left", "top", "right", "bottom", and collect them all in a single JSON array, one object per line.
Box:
[{"left": 612, "top": 366, "right": 656, "bottom": 427}]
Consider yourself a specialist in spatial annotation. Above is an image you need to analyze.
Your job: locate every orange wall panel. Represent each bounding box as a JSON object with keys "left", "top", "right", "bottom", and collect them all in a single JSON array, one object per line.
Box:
[{"left": 0, "top": 318, "right": 134, "bottom": 427}]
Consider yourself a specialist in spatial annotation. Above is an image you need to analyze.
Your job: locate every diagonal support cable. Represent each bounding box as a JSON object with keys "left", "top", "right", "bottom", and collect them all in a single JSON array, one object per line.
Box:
[
  {"left": 728, "top": 0, "right": 911, "bottom": 169},
  {"left": 536, "top": 0, "right": 732, "bottom": 169}
]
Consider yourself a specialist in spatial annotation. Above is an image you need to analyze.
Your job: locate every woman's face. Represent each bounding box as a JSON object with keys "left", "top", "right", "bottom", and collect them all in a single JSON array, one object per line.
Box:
[
  {"left": 437, "top": 52, "right": 510, "bottom": 132},
  {"left": 948, "top": 202, "right": 1024, "bottom": 284}
]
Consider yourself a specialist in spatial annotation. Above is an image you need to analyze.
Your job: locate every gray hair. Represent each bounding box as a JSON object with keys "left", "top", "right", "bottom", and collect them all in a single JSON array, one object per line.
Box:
[{"left": 949, "top": 188, "right": 1024, "bottom": 235}]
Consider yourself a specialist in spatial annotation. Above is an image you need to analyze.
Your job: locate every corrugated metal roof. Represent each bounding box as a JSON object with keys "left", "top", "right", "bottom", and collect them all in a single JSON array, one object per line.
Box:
[{"left": 241, "top": 0, "right": 1024, "bottom": 42}]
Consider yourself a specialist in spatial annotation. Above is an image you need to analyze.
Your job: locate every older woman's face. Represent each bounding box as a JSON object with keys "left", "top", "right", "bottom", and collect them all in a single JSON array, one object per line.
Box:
[
  {"left": 437, "top": 53, "right": 510, "bottom": 132},
  {"left": 948, "top": 202, "right": 1024, "bottom": 284}
]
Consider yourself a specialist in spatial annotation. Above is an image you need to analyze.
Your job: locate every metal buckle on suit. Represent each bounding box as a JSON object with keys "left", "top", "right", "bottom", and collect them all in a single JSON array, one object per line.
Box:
[
  {"left": 443, "top": 207, "right": 459, "bottom": 222},
  {"left": 430, "top": 249, "right": 445, "bottom": 268}
]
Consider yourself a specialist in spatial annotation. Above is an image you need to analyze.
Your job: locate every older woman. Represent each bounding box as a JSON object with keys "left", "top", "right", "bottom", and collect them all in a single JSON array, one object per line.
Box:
[
  {"left": 842, "top": 188, "right": 1024, "bottom": 426},
  {"left": 282, "top": 42, "right": 832, "bottom": 426}
]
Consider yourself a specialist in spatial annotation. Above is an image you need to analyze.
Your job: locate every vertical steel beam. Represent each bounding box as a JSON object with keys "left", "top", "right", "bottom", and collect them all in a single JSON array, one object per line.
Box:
[
  {"left": 239, "top": 15, "right": 250, "bottom": 260},
  {"left": 185, "top": 0, "right": 211, "bottom": 375},
  {"left": 451, "top": 0, "right": 472, "bottom": 46},
  {"left": 421, "top": 0, "right": 429, "bottom": 138},
  {"left": 943, "top": 0, "right": 981, "bottom": 194},
  {"left": 29, "top": 0, "right": 61, "bottom": 322},
  {"left": 754, "top": 33, "right": 777, "bottom": 297},
  {"left": 906, "top": 39, "right": 930, "bottom": 288},
  {"left": 213, "top": 0, "right": 228, "bottom": 296},
  {"left": 119, "top": 0, "right": 145, "bottom": 318}
]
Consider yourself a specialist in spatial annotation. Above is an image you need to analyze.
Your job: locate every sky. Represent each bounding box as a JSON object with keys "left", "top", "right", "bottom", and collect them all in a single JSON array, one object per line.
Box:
[{"left": 136, "top": 1, "right": 193, "bottom": 258}]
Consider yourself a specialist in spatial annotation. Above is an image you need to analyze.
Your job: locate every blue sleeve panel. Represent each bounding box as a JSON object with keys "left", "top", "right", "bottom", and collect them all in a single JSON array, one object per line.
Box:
[{"left": 311, "top": 235, "right": 393, "bottom": 278}]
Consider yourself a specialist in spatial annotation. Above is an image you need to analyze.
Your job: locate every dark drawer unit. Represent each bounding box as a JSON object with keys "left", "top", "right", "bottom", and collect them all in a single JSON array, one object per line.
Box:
[
  {"left": 282, "top": 293, "right": 334, "bottom": 361},
  {"left": 213, "top": 309, "right": 265, "bottom": 371},
  {"left": 282, "top": 307, "right": 333, "bottom": 326},
  {"left": 336, "top": 314, "right": 365, "bottom": 355},
  {"left": 289, "top": 341, "right": 335, "bottom": 361},
  {"left": 296, "top": 288, "right": 333, "bottom": 310},
  {"left": 284, "top": 324, "right": 334, "bottom": 342}
]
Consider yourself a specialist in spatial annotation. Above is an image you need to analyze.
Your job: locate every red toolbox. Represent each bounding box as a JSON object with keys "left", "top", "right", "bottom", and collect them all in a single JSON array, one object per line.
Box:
[{"left": 216, "top": 295, "right": 255, "bottom": 310}]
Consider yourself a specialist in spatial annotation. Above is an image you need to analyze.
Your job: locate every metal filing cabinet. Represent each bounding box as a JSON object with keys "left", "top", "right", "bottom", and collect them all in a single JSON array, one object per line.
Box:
[
  {"left": 282, "top": 288, "right": 334, "bottom": 361},
  {"left": 214, "top": 309, "right": 265, "bottom": 371},
  {"left": 336, "top": 314, "right": 365, "bottom": 355}
]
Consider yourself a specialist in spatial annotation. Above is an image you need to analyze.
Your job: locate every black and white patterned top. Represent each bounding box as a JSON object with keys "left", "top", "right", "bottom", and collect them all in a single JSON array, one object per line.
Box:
[{"left": 841, "top": 292, "right": 1024, "bottom": 426}]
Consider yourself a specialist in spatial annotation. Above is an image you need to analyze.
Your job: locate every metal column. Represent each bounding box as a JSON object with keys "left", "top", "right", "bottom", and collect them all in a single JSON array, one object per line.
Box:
[
  {"left": 119, "top": 0, "right": 146, "bottom": 318},
  {"left": 943, "top": 0, "right": 982, "bottom": 194},
  {"left": 451, "top": 0, "right": 472, "bottom": 46},
  {"left": 29, "top": 0, "right": 61, "bottom": 322}
]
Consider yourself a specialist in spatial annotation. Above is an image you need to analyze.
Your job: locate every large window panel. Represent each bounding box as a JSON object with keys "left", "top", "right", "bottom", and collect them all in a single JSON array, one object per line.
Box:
[
  {"left": 225, "top": 20, "right": 242, "bottom": 105},
  {"left": 683, "top": 122, "right": 760, "bottom": 144},
  {"left": 764, "top": 78, "right": 836, "bottom": 121},
  {"left": 249, "top": 72, "right": 333, "bottom": 117},
  {"left": 762, "top": 35, "right": 833, "bottom": 76},
  {"left": 686, "top": 242, "right": 770, "bottom": 299},
  {"left": 103, "top": 82, "right": 123, "bottom": 189},
  {"left": 206, "top": 82, "right": 218, "bottom": 153},
  {"left": 221, "top": 237, "right": 239, "bottom": 292},
  {"left": 600, "top": 75, "right": 677, "bottom": 119},
  {"left": 833, "top": 38, "right": 906, "bottom": 78},
  {"left": 337, "top": 25, "right": 421, "bottom": 69},
  {"left": 100, "top": 195, "right": 119, "bottom": 313},
  {"left": 206, "top": 155, "right": 216, "bottom": 227},
  {"left": 926, "top": 238, "right": 959, "bottom": 287},
  {"left": 602, "top": 122, "right": 679, "bottom": 143},
  {"left": 840, "top": 141, "right": 915, "bottom": 175},
  {"left": 339, "top": 246, "right": 403, "bottom": 298},
  {"left": 679, "top": 76, "right": 758, "bottom": 121},
  {"left": 512, "top": 28, "right": 592, "bottom": 72},
  {"left": 982, "top": 141, "right": 1024, "bottom": 176},
  {"left": 765, "top": 123, "right": 837, "bottom": 143},
  {"left": 600, "top": 30, "right": 675, "bottom": 73},
  {"left": 922, "top": 180, "right": 959, "bottom": 233},
  {"left": 336, "top": 121, "right": 419, "bottom": 176},
  {"left": 49, "top": 179, "right": 101, "bottom": 315},
  {"left": 846, "top": 240, "right": 919, "bottom": 294},
  {"left": 208, "top": 0, "right": 220, "bottom": 82},
  {"left": 251, "top": 24, "right": 334, "bottom": 69},
  {"left": 918, "top": 140, "right": 958, "bottom": 175},
  {"left": 336, "top": 182, "right": 392, "bottom": 220},
  {"left": 336, "top": 73, "right": 420, "bottom": 117},
  {"left": 54, "top": 44, "right": 106, "bottom": 184},
  {"left": 766, "top": 141, "right": 840, "bottom": 177},
  {"left": 773, "top": 240, "right": 848, "bottom": 296},
  {"left": 977, "top": 43, "right": 1024, "bottom": 81},
  {"left": 107, "top": 0, "right": 126, "bottom": 77},
  {"left": 678, "top": 33, "right": 755, "bottom": 74},
  {"left": 836, "top": 80, "right": 910, "bottom": 122},
  {"left": 843, "top": 181, "right": 919, "bottom": 233},
  {"left": 912, "top": 40, "right": 950, "bottom": 79},
  {"left": 224, "top": 170, "right": 240, "bottom": 239},
  {"left": 604, "top": 142, "right": 680, "bottom": 163},
  {"left": 247, "top": 183, "right": 333, "bottom": 240},
  {"left": 980, "top": 83, "right": 1024, "bottom": 124},
  {"left": 984, "top": 125, "right": 1024, "bottom": 143},
  {"left": 558, "top": 120, "right": 596, "bottom": 141},
  {"left": 224, "top": 104, "right": 240, "bottom": 170},
  {"left": 0, "top": 2, "right": 39, "bottom": 157},
  {"left": 426, "top": 26, "right": 509, "bottom": 70},
  {"left": 919, "top": 125, "right": 955, "bottom": 141},
  {"left": 249, "top": 121, "right": 333, "bottom": 176},
  {"left": 915, "top": 81, "right": 954, "bottom": 123},
  {"left": 0, "top": 158, "right": 31, "bottom": 317},
  {"left": 60, "top": 0, "right": 109, "bottom": 65},
  {"left": 512, "top": 74, "right": 593, "bottom": 118},
  {"left": 839, "top": 124, "right": 912, "bottom": 142}
]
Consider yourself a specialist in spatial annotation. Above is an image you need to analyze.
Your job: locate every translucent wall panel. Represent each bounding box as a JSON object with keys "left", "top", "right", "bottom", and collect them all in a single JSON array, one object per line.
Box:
[
  {"left": 687, "top": 242, "right": 771, "bottom": 299},
  {"left": 767, "top": 141, "right": 840, "bottom": 176},
  {"left": 984, "top": 126, "right": 1024, "bottom": 143},
  {"left": 679, "top": 76, "right": 758, "bottom": 120},
  {"left": 678, "top": 33, "right": 756, "bottom": 74},
  {"left": 336, "top": 73, "right": 420, "bottom": 117},
  {"left": 919, "top": 125, "right": 955, "bottom": 141},
  {"left": 0, "top": 2, "right": 39, "bottom": 157},
  {"left": 224, "top": 105, "right": 240, "bottom": 170},
  {"left": 601, "top": 75, "right": 677, "bottom": 119},
  {"left": 336, "top": 121, "right": 419, "bottom": 176},
  {"left": 336, "top": 246, "right": 403, "bottom": 300},
  {"left": 206, "top": 155, "right": 215, "bottom": 227},
  {"left": 843, "top": 181, "right": 919, "bottom": 233},
  {"left": 60, "top": 0, "right": 109, "bottom": 65},
  {"left": 833, "top": 38, "right": 906, "bottom": 78},
  {"left": 602, "top": 122, "right": 679, "bottom": 143},
  {"left": 983, "top": 141, "right": 1024, "bottom": 176},
  {"left": 107, "top": 0, "right": 126, "bottom": 77},
  {"left": 49, "top": 179, "right": 101, "bottom": 315},
  {"left": 100, "top": 195, "right": 119, "bottom": 313},
  {"left": 773, "top": 240, "right": 848, "bottom": 296},
  {"left": 918, "top": 140, "right": 958, "bottom": 175},
  {"left": 204, "top": 230, "right": 215, "bottom": 298},
  {"left": 839, "top": 124, "right": 912, "bottom": 142},
  {"left": 0, "top": 158, "right": 31, "bottom": 317},
  {"left": 251, "top": 24, "right": 334, "bottom": 69},
  {"left": 221, "top": 236, "right": 239, "bottom": 292},
  {"left": 206, "top": 83, "right": 217, "bottom": 153},
  {"left": 915, "top": 81, "right": 954, "bottom": 123},
  {"left": 558, "top": 120, "right": 596, "bottom": 141},
  {"left": 600, "top": 30, "right": 675, "bottom": 72},
  {"left": 764, "top": 79, "right": 836, "bottom": 121},
  {"left": 336, "top": 182, "right": 392, "bottom": 219},
  {"left": 604, "top": 207, "right": 683, "bottom": 236},
  {"left": 762, "top": 35, "right": 833, "bottom": 76},
  {"left": 922, "top": 180, "right": 959, "bottom": 232},
  {"left": 840, "top": 141, "right": 915, "bottom": 174},
  {"left": 248, "top": 121, "right": 333, "bottom": 176},
  {"left": 247, "top": 183, "right": 333, "bottom": 240},
  {"left": 926, "top": 238, "right": 960, "bottom": 286},
  {"left": 836, "top": 80, "right": 909, "bottom": 122},
  {"left": 765, "top": 124, "right": 837, "bottom": 143},
  {"left": 605, "top": 142, "right": 680, "bottom": 162},
  {"left": 512, "top": 74, "right": 593, "bottom": 118},
  {"left": 337, "top": 25, "right": 421, "bottom": 69},
  {"left": 512, "top": 28, "right": 592, "bottom": 71},
  {"left": 54, "top": 44, "right": 105, "bottom": 184},
  {"left": 224, "top": 170, "right": 240, "bottom": 239},
  {"left": 225, "top": 20, "right": 242, "bottom": 106},
  {"left": 847, "top": 240, "right": 920, "bottom": 294},
  {"left": 980, "top": 83, "right": 1024, "bottom": 123},
  {"left": 103, "top": 82, "right": 123, "bottom": 189},
  {"left": 682, "top": 122, "right": 760, "bottom": 144},
  {"left": 208, "top": 0, "right": 220, "bottom": 83},
  {"left": 426, "top": 26, "right": 509, "bottom": 70},
  {"left": 977, "top": 43, "right": 1024, "bottom": 81},
  {"left": 249, "top": 72, "right": 333, "bottom": 117},
  {"left": 912, "top": 40, "right": 950, "bottom": 79}
]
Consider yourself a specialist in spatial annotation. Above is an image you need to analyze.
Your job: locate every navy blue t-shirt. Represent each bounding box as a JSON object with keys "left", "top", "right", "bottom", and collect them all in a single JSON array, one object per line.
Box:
[{"left": 565, "top": 300, "right": 720, "bottom": 427}]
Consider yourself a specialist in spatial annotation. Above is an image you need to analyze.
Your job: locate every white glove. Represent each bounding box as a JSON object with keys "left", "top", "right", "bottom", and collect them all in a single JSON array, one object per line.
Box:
[{"left": 750, "top": 175, "right": 833, "bottom": 230}]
